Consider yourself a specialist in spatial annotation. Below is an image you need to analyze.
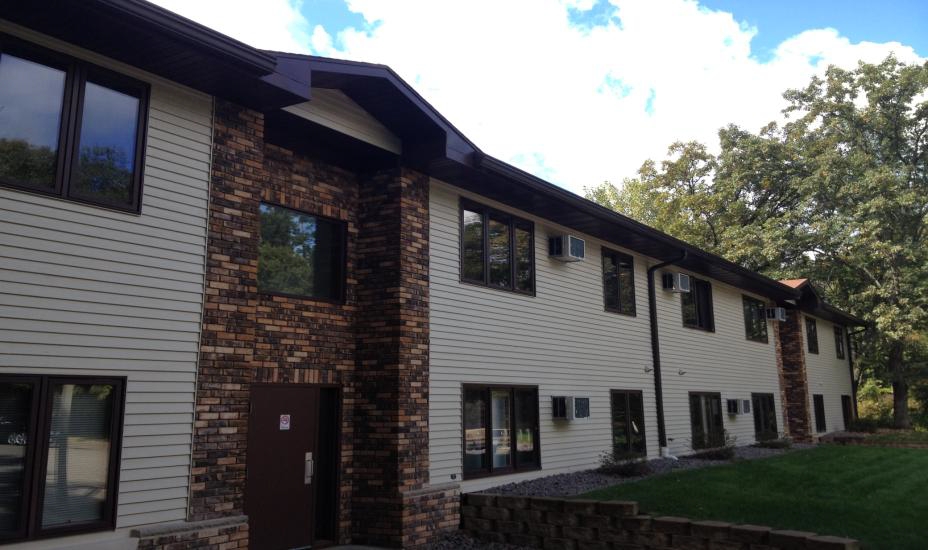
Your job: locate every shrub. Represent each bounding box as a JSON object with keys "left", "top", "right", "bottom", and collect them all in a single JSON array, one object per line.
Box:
[
  {"left": 847, "top": 417, "right": 892, "bottom": 433},
  {"left": 598, "top": 450, "right": 653, "bottom": 477},
  {"left": 690, "top": 430, "right": 737, "bottom": 460}
]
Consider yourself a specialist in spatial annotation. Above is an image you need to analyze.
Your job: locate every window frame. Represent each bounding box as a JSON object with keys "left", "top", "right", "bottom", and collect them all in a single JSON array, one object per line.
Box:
[
  {"left": 257, "top": 201, "right": 349, "bottom": 304},
  {"left": 689, "top": 391, "right": 724, "bottom": 450},
  {"left": 834, "top": 325, "right": 846, "bottom": 359},
  {"left": 751, "top": 392, "right": 778, "bottom": 441},
  {"left": 806, "top": 316, "right": 819, "bottom": 354},
  {"left": 610, "top": 389, "right": 646, "bottom": 457},
  {"left": 682, "top": 277, "right": 715, "bottom": 332},
  {"left": 0, "top": 33, "right": 150, "bottom": 214},
  {"left": 458, "top": 198, "right": 535, "bottom": 296},
  {"left": 742, "top": 295, "right": 769, "bottom": 343},
  {"left": 813, "top": 394, "right": 827, "bottom": 433},
  {"left": 602, "top": 248, "right": 637, "bottom": 316},
  {"left": 0, "top": 374, "right": 126, "bottom": 543},
  {"left": 460, "top": 384, "right": 540, "bottom": 480}
]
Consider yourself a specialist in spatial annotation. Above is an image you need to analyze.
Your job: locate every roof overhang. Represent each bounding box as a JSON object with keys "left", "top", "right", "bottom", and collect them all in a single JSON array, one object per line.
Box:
[
  {"left": 2, "top": 0, "right": 310, "bottom": 109},
  {"left": 782, "top": 280, "right": 867, "bottom": 326}
]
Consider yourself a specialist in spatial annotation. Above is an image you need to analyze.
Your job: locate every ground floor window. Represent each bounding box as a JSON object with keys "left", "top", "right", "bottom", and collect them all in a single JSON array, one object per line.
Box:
[
  {"left": 689, "top": 392, "right": 724, "bottom": 450},
  {"left": 462, "top": 385, "right": 539, "bottom": 478},
  {"left": 610, "top": 390, "right": 646, "bottom": 456},
  {"left": 813, "top": 394, "right": 827, "bottom": 433},
  {"left": 841, "top": 395, "right": 854, "bottom": 429},
  {"left": 751, "top": 393, "right": 778, "bottom": 441},
  {"left": 0, "top": 375, "right": 124, "bottom": 542}
]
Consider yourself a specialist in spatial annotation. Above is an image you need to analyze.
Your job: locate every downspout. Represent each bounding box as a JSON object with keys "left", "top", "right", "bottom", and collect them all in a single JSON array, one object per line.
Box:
[
  {"left": 648, "top": 250, "right": 687, "bottom": 458},
  {"left": 847, "top": 326, "right": 867, "bottom": 419}
]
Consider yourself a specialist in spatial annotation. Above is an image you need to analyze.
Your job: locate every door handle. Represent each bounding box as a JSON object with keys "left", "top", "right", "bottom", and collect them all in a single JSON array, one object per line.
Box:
[{"left": 304, "top": 452, "right": 314, "bottom": 485}]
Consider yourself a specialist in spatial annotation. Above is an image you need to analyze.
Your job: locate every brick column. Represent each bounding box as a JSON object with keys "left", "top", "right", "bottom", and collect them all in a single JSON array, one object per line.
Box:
[
  {"left": 776, "top": 309, "right": 813, "bottom": 442},
  {"left": 190, "top": 101, "right": 265, "bottom": 520},
  {"left": 352, "top": 168, "right": 457, "bottom": 547}
]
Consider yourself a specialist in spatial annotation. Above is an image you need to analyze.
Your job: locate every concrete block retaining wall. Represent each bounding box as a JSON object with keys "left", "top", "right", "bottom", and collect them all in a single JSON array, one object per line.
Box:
[{"left": 461, "top": 494, "right": 859, "bottom": 550}]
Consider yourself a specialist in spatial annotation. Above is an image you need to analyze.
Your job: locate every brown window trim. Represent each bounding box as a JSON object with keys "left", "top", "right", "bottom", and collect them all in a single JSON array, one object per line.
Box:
[
  {"left": 834, "top": 325, "right": 846, "bottom": 359},
  {"left": 602, "top": 248, "right": 637, "bottom": 317},
  {"left": 459, "top": 198, "right": 535, "bottom": 296},
  {"left": 610, "top": 389, "right": 646, "bottom": 456},
  {"left": 461, "top": 384, "right": 541, "bottom": 480},
  {"left": 0, "top": 33, "right": 150, "bottom": 214},
  {"left": 682, "top": 277, "right": 715, "bottom": 332},
  {"left": 689, "top": 391, "right": 724, "bottom": 450},
  {"left": 257, "top": 201, "right": 348, "bottom": 304},
  {"left": 742, "top": 295, "right": 769, "bottom": 344},
  {"left": 806, "top": 316, "right": 819, "bottom": 354},
  {"left": 813, "top": 394, "right": 827, "bottom": 432},
  {"left": 0, "top": 374, "right": 126, "bottom": 543}
]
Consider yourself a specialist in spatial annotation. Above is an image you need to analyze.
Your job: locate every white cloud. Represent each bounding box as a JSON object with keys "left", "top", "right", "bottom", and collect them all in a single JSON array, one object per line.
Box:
[{"left": 149, "top": 0, "right": 923, "bottom": 195}]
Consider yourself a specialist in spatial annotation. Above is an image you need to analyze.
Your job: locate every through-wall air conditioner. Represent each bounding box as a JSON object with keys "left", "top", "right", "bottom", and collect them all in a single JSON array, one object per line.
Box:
[
  {"left": 551, "top": 396, "right": 591, "bottom": 420},
  {"left": 548, "top": 235, "right": 585, "bottom": 262},
  {"left": 766, "top": 307, "right": 787, "bottom": 322},
  {"left": 662, "top": 272, "right": 691, "bottom": 293},
  {"left": 726, "top": 399, "right": 740, "bottom": 415},
  {"left": 552, "top": 396, "right": 569, "bottom": 419}
]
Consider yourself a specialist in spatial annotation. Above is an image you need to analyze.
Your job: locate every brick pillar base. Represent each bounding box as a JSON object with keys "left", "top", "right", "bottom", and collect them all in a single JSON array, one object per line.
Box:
[{"left": 777, "top": 309, "right": 812, "bottom": 442}]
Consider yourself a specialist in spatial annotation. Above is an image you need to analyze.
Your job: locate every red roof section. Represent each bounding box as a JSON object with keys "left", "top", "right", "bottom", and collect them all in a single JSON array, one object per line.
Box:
[{"left": 780, "top": 278, "right": 809, "bottom": 289}]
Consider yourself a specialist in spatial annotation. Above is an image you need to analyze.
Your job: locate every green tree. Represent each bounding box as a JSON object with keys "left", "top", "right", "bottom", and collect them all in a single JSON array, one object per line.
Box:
[{"left": 586, "top": 56, "right": 928, "bottom": 427}]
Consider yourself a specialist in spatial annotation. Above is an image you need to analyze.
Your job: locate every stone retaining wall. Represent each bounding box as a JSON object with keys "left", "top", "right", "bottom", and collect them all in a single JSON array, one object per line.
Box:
[
  {"left": 461, "top": 494, "right": 859, "bottom": 550},
  {"left": 132, "top": 516, "right": 249, "bottom": 550}
]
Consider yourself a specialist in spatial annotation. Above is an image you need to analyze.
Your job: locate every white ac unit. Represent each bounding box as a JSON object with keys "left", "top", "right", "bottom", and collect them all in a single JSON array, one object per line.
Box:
[
  {"left": 548, "top": 235, "right": 585, "bottom": 262},
  {"left": 726, "top": 399, "right": 740, "bottom": 415},
  {"left": 766, "top": 307, "right": 787, "bottom": 322},
  {"left": 552, "top": 396, "right": 591, "bottom": 420},
  {"left": 662, "top": 272, "right": 691, "bottom": 293}
]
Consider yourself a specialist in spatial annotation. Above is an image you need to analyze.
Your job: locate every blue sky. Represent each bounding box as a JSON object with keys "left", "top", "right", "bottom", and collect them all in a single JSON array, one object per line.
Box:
[{"left": 152, "top": 0, "right": 926, "bottom": 194}]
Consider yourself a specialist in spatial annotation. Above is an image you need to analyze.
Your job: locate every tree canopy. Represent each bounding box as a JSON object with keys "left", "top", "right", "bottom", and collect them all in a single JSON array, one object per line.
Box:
[{"left": 586, "top": 56, "right": 928, "bottom": 427}]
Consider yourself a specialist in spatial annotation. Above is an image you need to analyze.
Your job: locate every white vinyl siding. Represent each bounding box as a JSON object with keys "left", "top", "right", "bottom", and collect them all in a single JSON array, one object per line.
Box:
[
  {"left": 283, "top": 88, "right": 402, "bottom": 153},
  {"left": 655, "top": 275, "right": 784, "bottom": 455},
  {"left": 0, "top": 19, "right": 212, "bottom": 537},
  {"left": 804, "top": 315, "right": 853, "bottom": 433},
  {"left": 429, "top": 180, "right": 658, "bottom": 492}
]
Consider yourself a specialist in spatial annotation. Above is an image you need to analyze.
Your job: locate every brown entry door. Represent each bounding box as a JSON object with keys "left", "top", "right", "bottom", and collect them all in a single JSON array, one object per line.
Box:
[{"left": 246, "top": 385, "right": 320, "bottom": 550}]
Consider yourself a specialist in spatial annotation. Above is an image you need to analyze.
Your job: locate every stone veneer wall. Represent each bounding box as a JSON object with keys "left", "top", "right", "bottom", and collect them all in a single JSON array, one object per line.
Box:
[
  {"left": 776, "top": 309, "right": 813, "bottom": 442},
  {"left": 462, "top": 494, "right": 859, "bottom": 550},
  {"left": 133, "top": 517, "right": 249, "bottom": 550},
  {"left": 189, "top": 100, "right": 456, "bottom": 548}
]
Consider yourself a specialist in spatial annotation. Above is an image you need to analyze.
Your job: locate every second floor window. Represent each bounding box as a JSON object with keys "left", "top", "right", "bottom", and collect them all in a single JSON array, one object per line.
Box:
[
  {"left": 460, "top": 200, "right": 534, "bottom": 294},
  {"left": 742, "top": 295, "right": 768, "bottom": 343},
  {"left": 0, "top": 35, "right": 149, "bottom": 213},
  {"left": 682, "top": 277, "right": 714, "bottom": 331},
  {"left": 258, "top": 203, "right": 346, "bottom": 301},
  {"left": 602, "top": 249, "right": 636, "bottom": 315},
  {"left": 834, "top": 325, "right": 846, "bottom": 359},
  {"left": 806, "top": 316, "right": 819, "bottom": 354}
]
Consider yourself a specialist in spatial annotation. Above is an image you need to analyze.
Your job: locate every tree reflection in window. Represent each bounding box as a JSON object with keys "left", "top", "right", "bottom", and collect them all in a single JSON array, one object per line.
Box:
[{"left": 258, "top": 203, "right": 344, "bottom": 300}]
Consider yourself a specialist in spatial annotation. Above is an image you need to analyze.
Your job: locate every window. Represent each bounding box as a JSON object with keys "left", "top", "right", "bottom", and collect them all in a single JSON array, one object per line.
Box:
[
  {"left": 0, "top": 375, "right": 125, "bottom": 542},
  {"left": 258, "top": 203, "right": 346, "bottom": 301},
  {"left": 806, "top": 317, "right": 819, "bottom": 354},
  {"left": 460, "top": 200, "right": 534, "bottom": 294},
  {"left": 682, "top": 277, "right": 714, "bottom": 331},
  {"left": 0, "top": 35, "right": 149, "bottom": 212},
  {"left": 602, "top": 249, "right": 636, "bottom": 315},
  {"left": 834, "top": 325, "right": 846, "bottom": 359},
  {"left": 689, "top": 392, "right": 724, "bottom": 449},
  {"left": 751, "top": 393, "right": 778, "bottom": 441},
  {"left": 610, "top": 390, "right": 646, "bottom": 456},
  {"left": 742, "top": 296, "right": 768, "bottom": 343},
  {"left": 841, "top": 395, "right": 854, "bottom": 429},
  {"left": 813, "top": 394, "right": 826, "bottom": 432},
  {"left": 462, "top": 385, "right": 539, "bottom": 478}
]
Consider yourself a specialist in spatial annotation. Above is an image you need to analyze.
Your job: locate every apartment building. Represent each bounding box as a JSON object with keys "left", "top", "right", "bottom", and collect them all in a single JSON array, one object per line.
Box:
[{"left": 0, "top": 2, "right": 863, "bottom": 549}]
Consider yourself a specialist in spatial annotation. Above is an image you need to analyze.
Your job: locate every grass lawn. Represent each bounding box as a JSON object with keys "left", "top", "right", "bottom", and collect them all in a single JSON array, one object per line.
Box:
[{"left": 583, "top": 446, "right": 928, "bottom": 549}]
